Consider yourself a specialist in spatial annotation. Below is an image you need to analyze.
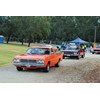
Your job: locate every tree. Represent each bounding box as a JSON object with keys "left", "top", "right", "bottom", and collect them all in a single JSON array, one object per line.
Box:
[
  {"left": 1, "top": 16, "right": 16, "bottom": 43},
  {"left": 0, "top": 16, "right": 100, "bottom": 44}
]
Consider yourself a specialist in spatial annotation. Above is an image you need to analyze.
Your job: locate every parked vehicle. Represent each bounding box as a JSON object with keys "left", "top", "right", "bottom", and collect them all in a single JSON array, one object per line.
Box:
[
  {"left": 91, "top": 45, "right": 100, "bottom": 54},
  {"left": 61, "top": 45, "right": 85, "bottom": 59},
  {"left": 13, "top": 45, "right": 63, "bottom": 72}
]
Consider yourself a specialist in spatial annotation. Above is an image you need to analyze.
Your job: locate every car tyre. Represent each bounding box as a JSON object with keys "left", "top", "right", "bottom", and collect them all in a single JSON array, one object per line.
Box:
[
  {"left": 81, "top": 53, "right": 85, "bottom": 58},
  {"left": 16, "top": 67, "right": 23, "bottom": 71},
  {"left": 63, "top": 56, "right": 65, "bottom": 59},
  {"left": 55, "top": 59, "right": 60, "bottom": 67},
  {"left": 43, "top": 64, "right": 50, "bottom": 72}
]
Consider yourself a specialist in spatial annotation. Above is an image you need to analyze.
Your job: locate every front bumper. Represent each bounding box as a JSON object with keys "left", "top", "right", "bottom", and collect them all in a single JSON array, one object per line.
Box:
[
  {"left": 92, "top": 51, "right": 100, "bottom": 54},
  {"left": 13, "top": 63, "right": 45, "bottom": 69},
  {"left": 63, "top": 53, "right": 78, "bottom": 57}
]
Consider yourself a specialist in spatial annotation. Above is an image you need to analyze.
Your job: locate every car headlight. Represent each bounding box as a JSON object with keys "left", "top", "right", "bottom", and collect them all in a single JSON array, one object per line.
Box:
[
  {"left": 74, "top": 52, "right": 78, "bottom": 55},
  {"left": 13, "top": 59, "right": 20, "bottom": 63},
  {"left": 37, "top": 60, "right": 44, "bottom": 64}
]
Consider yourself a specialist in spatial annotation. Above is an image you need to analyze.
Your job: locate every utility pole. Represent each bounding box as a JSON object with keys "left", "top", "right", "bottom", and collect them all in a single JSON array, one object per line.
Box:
[
  {"left": 94, "top": 26, "right": 96, "bottom": 43},
  {"left": 94, "top": 19, "right": 100, "bottom": 43}
]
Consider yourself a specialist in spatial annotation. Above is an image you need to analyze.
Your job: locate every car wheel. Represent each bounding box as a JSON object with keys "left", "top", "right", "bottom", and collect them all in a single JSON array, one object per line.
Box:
[
  {"left": 63, "top": 56, "right": 65, "bottom": 59},
  {"left": 81, "top": 53, "right": 85, "bottom": 58},
  {"left": 55, "top": 59, "right": 60, "bottom": 67},
  {"left": 16, "top": 67, "right": 23, "bottom": 71},
  {"left": 43, "top": 64, "right": 50, "bottom": 72},
  {"left": 92, "top": 52, "right": 94, "bottom": 54}
]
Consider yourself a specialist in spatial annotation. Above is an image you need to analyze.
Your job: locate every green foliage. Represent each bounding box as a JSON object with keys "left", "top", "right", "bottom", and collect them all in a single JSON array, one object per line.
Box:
[{"left": 0, "top": 16, "right": 100, "bottom": 46}]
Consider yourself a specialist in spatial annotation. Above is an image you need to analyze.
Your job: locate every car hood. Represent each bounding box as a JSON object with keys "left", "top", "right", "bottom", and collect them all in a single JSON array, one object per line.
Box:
[
  {"left": 93, "top": 48, "right": 100, "bottom": 50},
  {"left": 14, "top": 54, "right": 49, "bottom": 60}
]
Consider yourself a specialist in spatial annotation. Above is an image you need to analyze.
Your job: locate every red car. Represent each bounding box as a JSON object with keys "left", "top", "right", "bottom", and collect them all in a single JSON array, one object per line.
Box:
[
  {"left": 91, "top": 45, "right": 100, "bottom": 54},
  {"left": 13, "top": 45, "right": 63, "bottom": 72},
  {"left": 61, "top": 45, "right": 85, "bottom": 59}
]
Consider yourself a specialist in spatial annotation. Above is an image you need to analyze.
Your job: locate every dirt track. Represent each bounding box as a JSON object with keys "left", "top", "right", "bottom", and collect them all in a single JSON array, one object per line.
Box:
[{"left": 0, "top": 53, "right": 100, "bottom": 83}]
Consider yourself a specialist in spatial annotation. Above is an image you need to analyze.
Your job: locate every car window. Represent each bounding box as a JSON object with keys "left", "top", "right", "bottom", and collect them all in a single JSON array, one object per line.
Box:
[
  {"left": 66, "top": 46, "right": 79, "bottom": 50},
  {"left": 96, "top": 46, "right": 100, "bottom": 48},
  {"left": 25, "top": 48, "right": 50, "bottom": 55}
]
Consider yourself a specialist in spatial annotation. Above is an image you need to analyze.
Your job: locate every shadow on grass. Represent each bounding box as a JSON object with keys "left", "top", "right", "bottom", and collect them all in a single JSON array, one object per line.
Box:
[
  {"left": 4, "top": 42, "right": 39, "bottom": 47},
  {"left": 4, "top": 42, "right": 28, "bottom": 47}
]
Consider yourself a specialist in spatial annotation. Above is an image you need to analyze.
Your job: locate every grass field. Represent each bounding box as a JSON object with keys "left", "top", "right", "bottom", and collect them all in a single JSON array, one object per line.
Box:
[{"left": 0, "top": 43, "right": 29, "bottom": 66}]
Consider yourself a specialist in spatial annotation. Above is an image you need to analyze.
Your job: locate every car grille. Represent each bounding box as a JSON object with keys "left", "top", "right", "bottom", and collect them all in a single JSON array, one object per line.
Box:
[
  {"left": 64, "top": 51, "right": 74, "bottom": 54},
  {"left": 94, "top": 50, "right": 100, "bottom": 51},
  {"left": 20, "top": 59, "right": 36, "bottom": 65}
]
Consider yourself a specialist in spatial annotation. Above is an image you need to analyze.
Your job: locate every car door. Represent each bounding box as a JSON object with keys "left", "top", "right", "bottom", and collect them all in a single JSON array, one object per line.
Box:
[{"left": 49, "top": 48, "right": 56, "bottom": 66}]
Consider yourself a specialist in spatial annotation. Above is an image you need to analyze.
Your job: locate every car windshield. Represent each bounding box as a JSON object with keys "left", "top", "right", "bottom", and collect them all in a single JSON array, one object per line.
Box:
[
  {"left": 25, "top": 48, "right": 50, "bottom": 55},
  {"left": 66, "top": 45, "right": 79, "bottom": 50},
  {"left": 96, "top": 46, "right": 100, "bottom": 48}
]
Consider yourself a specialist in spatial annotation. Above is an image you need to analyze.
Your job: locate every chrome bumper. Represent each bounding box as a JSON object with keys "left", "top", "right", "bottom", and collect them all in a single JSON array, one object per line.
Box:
[
  {"left": 13, "top": 63, "right": 44, "bottom": 67},
  {"left": 92, "top": 51, "right": 100, "bottom": 53},
  {"left": 63, "top": 54, "right": 78, "bottom": 56}
]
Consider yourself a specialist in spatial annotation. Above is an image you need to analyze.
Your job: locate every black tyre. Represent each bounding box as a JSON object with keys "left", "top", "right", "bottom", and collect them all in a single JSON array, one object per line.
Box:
[
  {"left": 16, "top": 67, "right": 23, "bottom": 71},
  {"left": 63, "top": 56, "right": 65, "bottom": 59},
  {"left": 81, "top": 53, "right": 85, "bottom": 58},
  {"left": 92, "top": 52, "right": 94, "bottom": 54},
  {"left": 43, "top": 64, "right": 50, "bottom": 72},
  {"left": 55, "top": 59, "right": 60, "bottom": 67}
]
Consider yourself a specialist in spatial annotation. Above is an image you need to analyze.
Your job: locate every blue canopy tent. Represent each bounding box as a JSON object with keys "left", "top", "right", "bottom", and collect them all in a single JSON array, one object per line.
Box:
[
  {"left": 70, "top": 37, "right": 88, "bottom": 44},
  {"left": 0, "top": 35, "right": 4, "bottom": 43}
]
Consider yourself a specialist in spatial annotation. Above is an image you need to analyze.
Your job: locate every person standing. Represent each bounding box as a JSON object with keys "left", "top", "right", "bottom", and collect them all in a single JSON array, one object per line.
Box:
[{"left": 84, "top": 44, "right": 87, "bottom": 50}]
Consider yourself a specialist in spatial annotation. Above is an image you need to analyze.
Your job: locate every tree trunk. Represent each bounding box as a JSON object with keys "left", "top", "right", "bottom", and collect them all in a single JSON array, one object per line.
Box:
[
  {"left": 28, "top": 41, "right": 31, "bottom": 47},
  {"left": 6, "top": 36, "right": 10, "bottom": 44},
  {"left": 6, "top": 32, "right": 12, "bottom": 44},
  {"left": 28, "top": 36, "right": 31, "bottom": 47},
  {"left": 21, "top": 39, "right": 24, "bottom": 45}
]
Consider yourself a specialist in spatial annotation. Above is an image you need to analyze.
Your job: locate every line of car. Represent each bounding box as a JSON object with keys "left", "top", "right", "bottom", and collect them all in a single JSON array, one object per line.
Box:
[{"left": 13, "top": 44, "right": 100, "bottom": 72}]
